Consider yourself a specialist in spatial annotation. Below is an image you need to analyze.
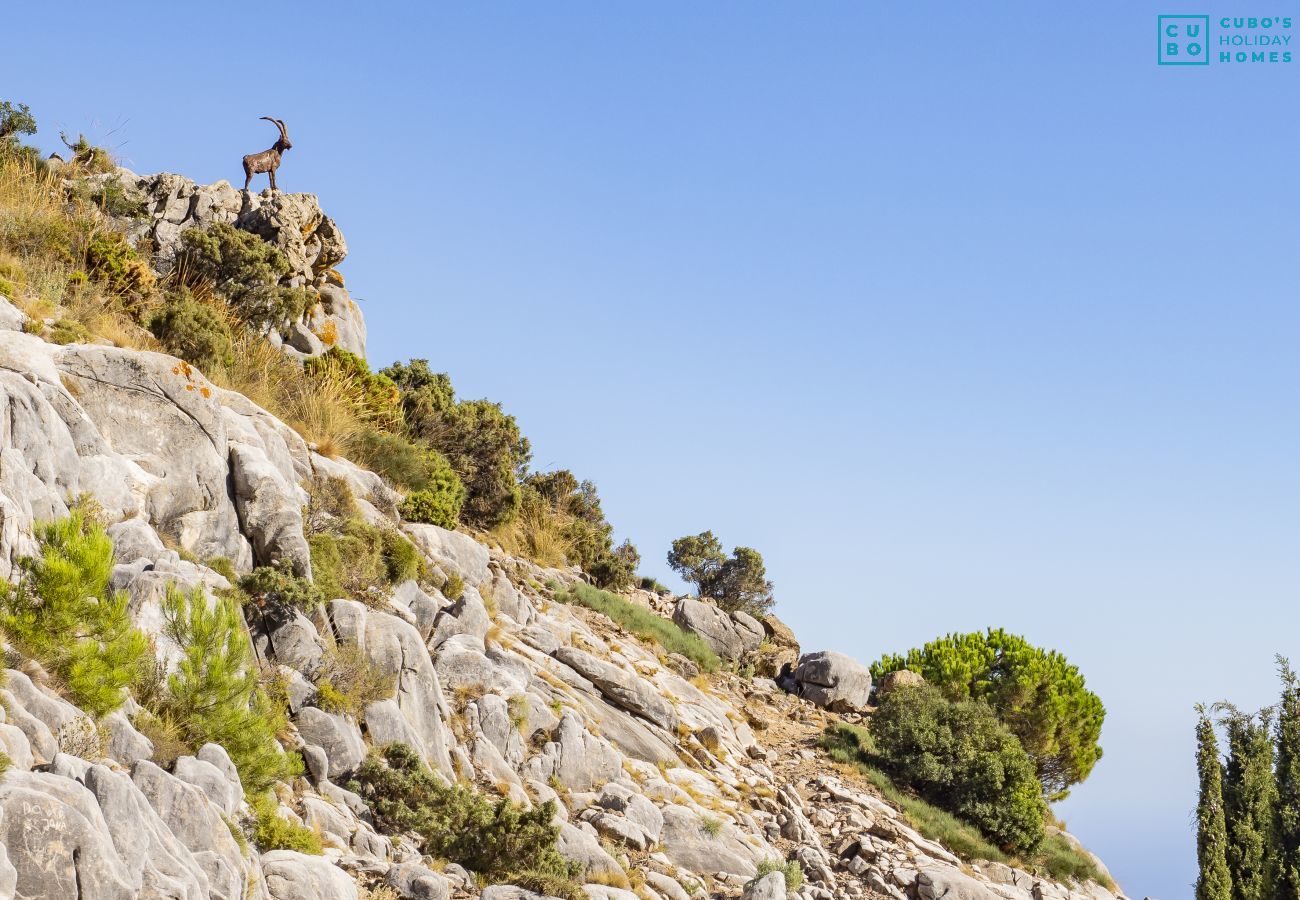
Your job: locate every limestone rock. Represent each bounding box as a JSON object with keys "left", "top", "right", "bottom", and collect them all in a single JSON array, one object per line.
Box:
[
  {"left": 793, "top": 651, "right": 873, "bottom": 713},
  {"left": 743, "top": 871, "right": 788, "bottom": 900},
  {"left": 672, "top": 598, "right": 764, "bottom": 660}
]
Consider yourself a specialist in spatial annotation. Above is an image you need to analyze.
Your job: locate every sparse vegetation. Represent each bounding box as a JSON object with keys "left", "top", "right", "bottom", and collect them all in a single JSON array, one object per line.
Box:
[
  {"left": 304, "top": 475, "right": 424, "bottom": 604},
  {"left": 239, "top": 560, "right": 324, "bottom": 613},
  {"left": 249, "top": 791, "right": 323, "bottom": 854},
  {"left": 348, "top": 743, "right": 583, "bottom": 898},
  {"left": 554, "top": 582, "right": 719, "bottom": 673},
  {"left": 313, "top": 642, "right": 396, "bottom": 717},
  {"left": 749, "top": 858, "right": 804, "bottom": 894}
]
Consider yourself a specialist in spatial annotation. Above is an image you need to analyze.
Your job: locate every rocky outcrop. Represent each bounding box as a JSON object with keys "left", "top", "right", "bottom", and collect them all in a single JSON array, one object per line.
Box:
[
  {"left": 81, "top": 169, "right": 366, "bottom": 358},
  {"left": 793, "top": 650, "right": 874, "bottom": 713},
  {"left": 672, "top": 597, "right": 766, "bottom": 660}
]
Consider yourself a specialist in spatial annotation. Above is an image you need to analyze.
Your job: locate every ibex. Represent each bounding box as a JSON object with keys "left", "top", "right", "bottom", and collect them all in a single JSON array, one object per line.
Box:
[{"left": 242, "top": 117, "right": 292, "bottom": 192}]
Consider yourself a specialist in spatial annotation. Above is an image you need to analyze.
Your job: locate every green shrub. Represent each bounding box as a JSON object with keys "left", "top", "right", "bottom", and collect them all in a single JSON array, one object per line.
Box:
[
  {"left": 382, "top": 360, "right": 530, "bottom": 529},
  {"left": 85, "top": 179, "right": 148, "bottom": 219},
  {"left": 85, "top": 231, "right": 154, "bottom": 294},
  {"left": 177, "top": 223, "right": 309, "bottom": 328},
  {"left": 871, "top": 628, "right": 1105, "bottom": 799},
  {"left": 249, "top": 791, "right": 322, "bottom": 854},
  {"left": 554, "top": 582, "right": 719, "bottom": 673},
  {"left": 59, "top": 133, "right": 115, "bottom": 174},
  {"left": 47, "top": 318, "right": 92, "bottom": 345},
  {"left": 0, "top": 513, "right": 149, "bottom": 717},
  {"left": 304, "top": 348, "right": 401, "bottom": 430},
  {"left": 443, "top": 572, "right": 465, "bottom": 601},
  {"left": 822, "top": 724, "right": 1110, "bottom": 885},
  {"left": 867, "top": 685, "right": 1045, "bottom": 852},
  {"left": 352, "top": 429, "right": 453, "bottom": 494},
  {"left": 749, "top": 858, "right": 804, "bottom": 894},
  {"left": 587, "top": 539, "right": 639, "bottom": 591},
  {"left": 667, "top": 532, "right": 773, "bottom": 615},
  {"left": 148, "top": 292, "right": 235, "bottom": 371},
  {"left": 239, "top": 560, "right": 323, "bottom": 613},
  {"left": 639, "top": 576, "right": 670, "bottom": 594},
  {"left": 312, "top": 643, "right": 395, "bottom": 717},
  {"left": 400, "top": 484, "right": 463, "bottom": 529},
  {"left": 156, "top": 584, "right": 300, "bottom": 793},
  {"left": 305, "top": 476, "right": 425, "bottom": 603},
  {"left": 348, "top": 743, "right": 582, "bottom": 898}
]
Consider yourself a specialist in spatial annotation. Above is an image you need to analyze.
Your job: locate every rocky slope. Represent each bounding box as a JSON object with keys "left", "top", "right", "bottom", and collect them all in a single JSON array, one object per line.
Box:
[{"left": 0, "top": 173, "right": 1125, "bottom": 900}]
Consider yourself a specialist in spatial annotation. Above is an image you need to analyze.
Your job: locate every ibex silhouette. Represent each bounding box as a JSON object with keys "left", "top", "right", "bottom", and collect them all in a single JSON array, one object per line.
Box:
[{"left": 242, "top": 117, "right": 292, "bottom": 192}]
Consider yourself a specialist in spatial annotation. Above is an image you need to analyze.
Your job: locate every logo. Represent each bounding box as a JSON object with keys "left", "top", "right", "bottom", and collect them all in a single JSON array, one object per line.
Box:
[
  {"left": 1159, "top": 15, "right": 1210, "bottom": 64},
  {"left": 1158, "top": 15, "right": 1294, "bottom": 65}
]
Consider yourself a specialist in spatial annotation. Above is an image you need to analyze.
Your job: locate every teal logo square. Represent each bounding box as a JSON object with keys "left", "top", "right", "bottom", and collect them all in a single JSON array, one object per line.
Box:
[{"left": 1159, "top": 15, "right": 1211, "bottom": 64}]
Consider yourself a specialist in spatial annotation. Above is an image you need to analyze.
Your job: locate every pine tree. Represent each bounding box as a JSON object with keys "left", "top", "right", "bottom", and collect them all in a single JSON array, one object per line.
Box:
[
  {"left": 159, "top": 584, "right": 297, "bottom": 793},
  {"left": 1195, "top": 705, "right": 1232, "bottom": 900},
  {"left": 0, "top": 512, "right": 149, "bottom": 717},
  {"left": 1221, "top": 705, "right": 1278, "bottom": 900},
  {"left": 1275, "top": 657, "right": 1300, "bottom": 899}
]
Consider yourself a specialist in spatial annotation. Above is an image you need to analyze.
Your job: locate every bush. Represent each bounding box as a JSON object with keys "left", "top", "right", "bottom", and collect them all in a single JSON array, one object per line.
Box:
[
  {"left": 47, "top": 318, "right": 92, "bottom": 345},
  {"left": 667, "top": 531, "right": 773, "bottom": 615},
  {"left": 496, "top": 472, "right": 637, "bottom": 585},
  {"left": 348, "top": 743, "right": 582, "bottom": 898},
  {"left": 443, "top": 573, "right": 465, "bottom": 601},
  {"left": 305, "top": 476, "right": 425, "bottom": 603},
  {"left": 304, "top": 348, "right": 402, "bottom": 431},
  {"left": 555, "top": 582, "right": 719, "bottom": 673},
  {"left": 0, "top": 513, "right": 149, "bottom": 717},
  {"left": 85, "top": 231, "right": 154, "bottom": 295},
  {"left": 156, "top": 584, "right": 301, "bottom": 793},
  {"left": 749, "top": 859, "right": 804, "bottom": 894},
  {"left": 148, "top": 292, "right": 234, "bottom": 371},
  {"left": 239, "top": 560, "right": 324, "bottom": 613},
  {"left": 868, "top": 685, "right": 1046, "bottom": 852},
  {"left": 59, "top": 133, "right": 115, "bottom": 174},
  {"left": 352, "top": 429, "right": 462, "bottom": 497},
  {"left": 382, "top": 360, "right": 530, "bottom": 529},
  {"left": 249, "top": 791, "right": 323, "bottom": 854},
  {"left": 870, "top": 628, "right": 1105, "bottom": 799},
  {"left": 177, "top": 223, "right": 309, "bottom": 328},
  {"left": 400, "top": 484, "right": 463, "bottom": 529},
  {"left": 313, "top": 643, "right": 395, "bottom": 717}
]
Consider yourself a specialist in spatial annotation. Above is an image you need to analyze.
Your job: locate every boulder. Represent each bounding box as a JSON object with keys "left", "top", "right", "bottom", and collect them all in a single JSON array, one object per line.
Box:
[
  {"left": 672, "top": 598, "right": 764, "bottom": 660},
  {"left": 403, "top": 523, "right": 491, "bottom": 586},
  {"left": 229, "top": 443, "right": 311, "bottom": 577},
  {"left": 294, "top": 707, "right": 366, "bottom": 778},
  {"left": 875, "top": 668, "right": 925, "bottom": 699},
  {"left": 743, "top": 871, "right": 788, "bottom": 900},
  {"left": 793, "top": 651, "right": 873, "bottom": 713},
  {"left": 386, "top": 860, "right": 452, "bottom": 900},
  {"left": 261, "top": 849, "right": 359, "bottom": 900},
  {"left": 553, "top": 647, "right": 677, "bottom": 732}
]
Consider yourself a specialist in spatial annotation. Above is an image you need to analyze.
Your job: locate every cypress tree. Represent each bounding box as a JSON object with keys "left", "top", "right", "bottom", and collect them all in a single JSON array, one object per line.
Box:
[
  {"left": 1221, "top": 705, "right": 1278, "bottom": 900},
  {"left": 1196, "top": 705, "right": 1232, "bottom": 900},
  {"left": 1276, "top": 657, "right": 1300, "bottom": 899}
]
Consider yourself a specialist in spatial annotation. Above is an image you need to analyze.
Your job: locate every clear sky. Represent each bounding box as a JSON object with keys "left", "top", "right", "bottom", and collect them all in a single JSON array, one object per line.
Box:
[{"left": 5, "top": 2, "right": 1298, "bottom": 895}]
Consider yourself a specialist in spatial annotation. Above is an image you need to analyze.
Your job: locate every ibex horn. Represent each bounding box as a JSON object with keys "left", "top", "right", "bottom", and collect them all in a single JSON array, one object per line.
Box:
[{"left": 259, "top": 117, "right": 289, "bottom": 140}]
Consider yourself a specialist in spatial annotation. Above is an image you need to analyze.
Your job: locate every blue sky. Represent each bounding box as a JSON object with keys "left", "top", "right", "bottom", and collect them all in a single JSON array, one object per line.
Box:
[{"left": 5, "top": 2, "right": 1298, "bottom": 895}]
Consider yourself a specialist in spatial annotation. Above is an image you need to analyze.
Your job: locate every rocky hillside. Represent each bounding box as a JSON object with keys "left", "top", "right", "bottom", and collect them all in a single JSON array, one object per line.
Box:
[{"left": 0, "top": 165, "right": 1126, "bottom": 900}]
